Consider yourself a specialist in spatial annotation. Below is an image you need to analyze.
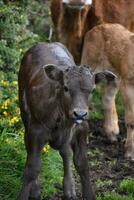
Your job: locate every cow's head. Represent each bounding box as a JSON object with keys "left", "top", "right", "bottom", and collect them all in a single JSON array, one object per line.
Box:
[
  {"left": 44, "top": 64, "right": 117, "bottom": 124},
  {"left": 62, "top": 0, "right": 92, "bottom": 10}
]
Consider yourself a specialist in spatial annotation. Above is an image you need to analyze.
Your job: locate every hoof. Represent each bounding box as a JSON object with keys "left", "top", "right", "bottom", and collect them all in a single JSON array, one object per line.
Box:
[
  {"left": 104, "top": 132, "right": 118, "bottom": 144},
  {"left": 125, "top": 150, "right": 134, "bottom": 161},
  {"left": 103, "top": 125, "right": 119, "bottom": 143}
]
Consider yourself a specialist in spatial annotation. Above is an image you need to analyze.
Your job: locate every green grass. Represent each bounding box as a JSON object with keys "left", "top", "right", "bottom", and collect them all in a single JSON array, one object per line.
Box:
[
  {"left": 96, "top": 179, "right": 134, "bottom": 200},
  {"left": 119, "top": 179, "right": 134, "bottom": 195},
  {"left": 41, "top": 149, "right": 63, "bottom": 198},
  {"left": 89, "top": 87, "right": 103, "bottom": 120},
  {"left": 97, "top": 177, "right": 134, "bottom": 200},
  {"left": 97, "top": 192, "right": 134, "bottom": 200}
]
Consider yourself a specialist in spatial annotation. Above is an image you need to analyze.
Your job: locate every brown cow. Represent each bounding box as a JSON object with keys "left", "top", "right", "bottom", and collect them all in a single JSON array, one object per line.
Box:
[
  {"left": 81, "top": 23, "right": 134, "bottom": 160},
  {"left": 51, "top": 0, "right": 93, "bottom": 63},
  {"left": 51, "top": 0, "right": 134, "bottom": 63},
  {"left": 17, "top": 42, "right": 116, "bottom": 200}
]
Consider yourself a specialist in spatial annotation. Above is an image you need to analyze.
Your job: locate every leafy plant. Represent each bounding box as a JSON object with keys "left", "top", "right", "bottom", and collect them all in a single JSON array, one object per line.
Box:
[
  {"left": 119, "top": 179, "right": 134, "bottom": 195},
  {"left": 97, "top": 192, "right": 134, "bottom": 200}
]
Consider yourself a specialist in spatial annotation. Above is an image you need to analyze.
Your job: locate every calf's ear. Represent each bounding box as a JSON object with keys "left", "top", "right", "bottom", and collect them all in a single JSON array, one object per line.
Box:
[
  {"left": 43, "top": 64, "right": 63, "bottom": 84},
  {"left": 94, "top": 70, "right": 117, "bottom": 84}
]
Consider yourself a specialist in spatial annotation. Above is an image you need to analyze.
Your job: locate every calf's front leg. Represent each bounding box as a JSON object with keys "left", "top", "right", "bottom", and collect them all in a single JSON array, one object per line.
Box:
[
  {"left": 101, "top": 80, "right": 120, "bottom": 142},
  {"left": 17, "top": 122, "right": 46, "bottom": 200},
  {"left": 59, "top": 145, "right": 76, "bottom": 200},
  {"left": 72, "top": 123, "right": 96, "bottom": 200}
]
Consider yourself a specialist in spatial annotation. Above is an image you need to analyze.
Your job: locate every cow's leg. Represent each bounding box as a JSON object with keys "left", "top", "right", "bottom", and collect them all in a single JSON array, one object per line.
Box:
[
  {"left": 101, "top": 80, "right": 120, "bottom": 142},
  {"left": 59, "top": 145, "right": 76, "bottom": 200},
  {"left": 120, "top": 82, "right": 134, "bottom": 160},
  {"left": 17, "top": 122, "right": 46, "bottom": 200},
  {"left": 72, "top": 124, "right": 96, "bottom": 200}
]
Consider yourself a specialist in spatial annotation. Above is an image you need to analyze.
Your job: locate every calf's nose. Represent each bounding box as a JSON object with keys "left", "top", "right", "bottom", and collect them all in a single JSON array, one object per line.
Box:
[{"left": 73, "top": 110, "right": 87, "bottom": 118}]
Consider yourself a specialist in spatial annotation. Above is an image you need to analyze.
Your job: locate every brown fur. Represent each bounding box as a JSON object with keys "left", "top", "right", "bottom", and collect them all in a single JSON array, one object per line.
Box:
[
  {"left": 81, "top": 23, "right": 134, "bottom": 159},
  {"left": 51, "top": 0, "right": 134, "bottom": 63},
  {"left": 93, "top": 0, "right": 134, "bottom": 31},
  {"left": 51, "top": 0, "right": 91, "bottom": 63}
]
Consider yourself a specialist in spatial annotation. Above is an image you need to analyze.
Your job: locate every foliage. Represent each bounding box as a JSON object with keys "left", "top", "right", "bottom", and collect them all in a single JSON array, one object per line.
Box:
[
  {"left": 0, "top": 132, "right": 25, "bottom": 200},
  {"left": 0, "top": 72, "right": 21, "bottom": 135},
  {"left": 27, "top": 0, "right": 51, "bottom": 40},
  {"left": 41, "top": 149, "right": 63, "bottom": 198},
  {"left": 89, "top": 87, "right": 103, "bottom": 120},
  {"left": 97, "top": 192, "right": 134, "bottom": 200},
  {"left": 119, "top": 178, "right": 134, "bottom": 195},
  {"left": 0, "top": 0, "right": 40, "bottom": 73}
]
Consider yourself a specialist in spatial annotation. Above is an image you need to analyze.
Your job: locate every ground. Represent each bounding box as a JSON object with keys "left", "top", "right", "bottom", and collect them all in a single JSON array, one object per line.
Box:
[{"left": 45, "top": 119, "right": 134, "bottom": 200}]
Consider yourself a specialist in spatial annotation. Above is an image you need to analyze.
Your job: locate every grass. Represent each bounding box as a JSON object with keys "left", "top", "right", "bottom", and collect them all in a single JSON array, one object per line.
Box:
[
  {"left": 89, "top": 87, "right": 103, "bottom": 120},
  {"left": 96, "top": 180, "right": 134, "bottom": 200},
  {"left": 41, "top": 149, "right": 63, "bottom": 198},
  {"left": 119, "top": 179, "right": 134, "bottom": 195},
  {"left": 97, "top": 192, "right": 134, "bottom": 200}
]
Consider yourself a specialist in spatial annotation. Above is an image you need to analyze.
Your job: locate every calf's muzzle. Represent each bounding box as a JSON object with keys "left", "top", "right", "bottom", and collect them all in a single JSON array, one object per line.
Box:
[{"left": 73, "top": 109, "right": 88, "bottom": 124}]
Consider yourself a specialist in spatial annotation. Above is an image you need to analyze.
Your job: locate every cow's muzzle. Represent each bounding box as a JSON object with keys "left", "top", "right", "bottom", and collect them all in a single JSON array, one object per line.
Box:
[{"left": 63, "top": 3, "right": 85, "bottom": 10}]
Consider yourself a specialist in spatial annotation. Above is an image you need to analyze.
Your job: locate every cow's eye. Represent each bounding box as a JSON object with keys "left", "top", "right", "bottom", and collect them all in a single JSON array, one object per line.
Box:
[{"left": 63, "top": 85, "right": 69, "bottom": 92}]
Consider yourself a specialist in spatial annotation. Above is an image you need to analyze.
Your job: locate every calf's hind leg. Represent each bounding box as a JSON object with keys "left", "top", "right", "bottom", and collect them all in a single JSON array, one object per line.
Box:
[
  {"left": 120, "top": 83, "right": 134, "bottom": 160},
  {"left": 101, "top": 80, "right": 120, "bottom": 142}
]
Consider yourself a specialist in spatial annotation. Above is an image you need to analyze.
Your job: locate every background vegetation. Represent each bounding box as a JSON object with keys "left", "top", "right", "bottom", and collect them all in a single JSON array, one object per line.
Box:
[{"left": 0, "top": 0, "right": 133, "bottom": 200}]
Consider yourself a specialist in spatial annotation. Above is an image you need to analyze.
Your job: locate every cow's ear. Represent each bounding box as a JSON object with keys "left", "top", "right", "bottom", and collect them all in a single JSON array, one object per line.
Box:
[
  {"left": 94, "top": 70, "right": 117, "bottom": 84},
  {"left": 44, "top": 64, "right": 63, "bottom": 84}
]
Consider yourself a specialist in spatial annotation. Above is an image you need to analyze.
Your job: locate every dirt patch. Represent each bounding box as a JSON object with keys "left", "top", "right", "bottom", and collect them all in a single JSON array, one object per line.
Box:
[{"left": 45, "top": 118, "right": 134, "bottom": 199}]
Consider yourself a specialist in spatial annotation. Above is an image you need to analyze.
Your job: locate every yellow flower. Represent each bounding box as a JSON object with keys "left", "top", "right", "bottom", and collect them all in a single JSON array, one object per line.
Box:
[
  {"left": 3, "top": 111, "right": 8, "bottom": 117},
  {"left": 1, "top": 99, "right": 10, "bottom": 110},
  {"left": 1, "top": 80, "right": 9, "bottom": 87},
  {"left": 43, "top": 145, "right": 50, "bottom": 153},
  {"left": 10, "top": 116, "right": 19, "bottom": 124},
  {"left": 12, "top": 81, "right": 18, "bottom": 86}
]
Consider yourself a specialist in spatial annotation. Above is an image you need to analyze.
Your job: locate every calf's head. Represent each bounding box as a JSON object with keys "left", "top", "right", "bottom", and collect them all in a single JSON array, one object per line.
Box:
[
  {"left": 62, "top": 0, "right": 92, "bottom": 9},
  {"left": 44, "top": 65, "right": 117, "bottom": 124}
]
